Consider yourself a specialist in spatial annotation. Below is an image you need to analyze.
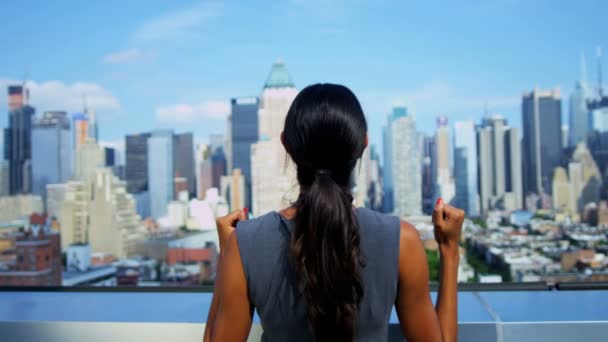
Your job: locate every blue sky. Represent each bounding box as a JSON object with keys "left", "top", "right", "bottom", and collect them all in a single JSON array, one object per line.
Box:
[{"left": 1, "top": 0, "right": 607, "bottom": 153}]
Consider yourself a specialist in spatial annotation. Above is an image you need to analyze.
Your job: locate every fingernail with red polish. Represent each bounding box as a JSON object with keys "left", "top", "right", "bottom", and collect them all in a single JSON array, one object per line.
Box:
[
  {"left": 243, "top": 207, "right": 249, "bottom": 216},
  {"left": 436, "top": 198, "right": 443, "bottom": 206}
]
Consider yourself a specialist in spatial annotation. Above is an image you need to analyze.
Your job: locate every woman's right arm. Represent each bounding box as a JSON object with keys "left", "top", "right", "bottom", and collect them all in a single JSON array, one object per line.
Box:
[{"left": 395, "top": 201, "right": 464, "bottom": 342}]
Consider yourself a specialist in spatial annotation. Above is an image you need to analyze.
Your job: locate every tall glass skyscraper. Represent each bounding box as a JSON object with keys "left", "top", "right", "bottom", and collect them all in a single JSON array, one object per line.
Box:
[
  {"left": 4, "top": 85, "right": 35, "bottom": 194},
  {"left": 148, "top": 130, "right": 174, "bottom": 219},
  {"left": 453, "top": 121, "right": 479, "bottom": 217},
  {"left": 381, "top": 106, "right": 408, "bottom": 213},
  {"left": 522, "top": 88, "right": 562, "bottom": 196},
  {"left": 229, "top": 97, "right": 259, "bottom": 208},
  {"left": 31, "top": 111, "right": 72, "bottom": 198},
  {"left": 569, "top": 81, "right": 591, "bottom": 145}
]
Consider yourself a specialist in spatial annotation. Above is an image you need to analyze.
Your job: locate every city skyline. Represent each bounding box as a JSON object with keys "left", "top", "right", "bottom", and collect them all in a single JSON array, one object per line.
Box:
[{"left": 1, "top": 0, "right": 607, "bottom": 152}]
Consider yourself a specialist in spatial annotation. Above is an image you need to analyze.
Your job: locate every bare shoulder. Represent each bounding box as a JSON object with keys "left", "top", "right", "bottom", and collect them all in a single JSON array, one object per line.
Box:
[{"left": 399, "top": 220, "right": 421, "bottom": 247}]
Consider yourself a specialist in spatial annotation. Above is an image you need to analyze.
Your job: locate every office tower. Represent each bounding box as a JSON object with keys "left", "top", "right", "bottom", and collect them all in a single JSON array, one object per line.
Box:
[
  {"left": 220, "top": 168, "right": 246, "bottom": 211},
  {"left": 148, "top": 130, "right": 174, "bottom": 219},
  {"left": 367, "top": 146, "right": 383, "bottom": 211},
  {"left": 125, "top": 133, "right": 151, "bottom": 194},
  {"left": 587, "top": 131, "right": 608, "bottom": 175},
  {"left": 382, "top": 107, "right": 408, "bottom": 213},
  {"left": 453, "top": 121, "right": 479, "bottom": 217},
  {"left": 31, "top": 111, "right": 72, "bottom": 198},
  {"left": 570, "top": 143, "right": 602, "bottom": 213},
  {"left": 477, "top": 126, "right": 493, "bottom": 214},
  {"left": 485, "top": 116, "right": 507, "bottom": 197},
  {"left": 251, "top": 59, "right": 298, "bottom": 216},
  {"left": 104, "top": 147, "right": 115, "bottom": 167},
  {"left": 522, "top": 88, "right": 562, "bottom": 196},
  {"left": 173, "top": 132, "right": 196, "bottom": 197},
  {"left": 0, "top": 215, "right": 62, "bottom": 286},
  {"left": 552, "top": 167, "right": 571, "bottom": 211},
  {"left": 569, "top": 55, "right": 592, "bottom": 146},
  {"left": 195, "top": 144, "right": 212, "bottom": 199},
  {"left": 421, "top": 135, "right": 436, "bottom": 215},
  {"left": 435, "top": 116, "right": 455, "bottom": 205},
  {"left": 211, "top": 147, "right": 227, "bottom": 189},
  {"left": 5, "top": 85, "right": 35, "bottom": 194},
  {"left": 391, "top": 115, "right": 421, "bottom": 217},
  {"left": 87, "top": 108, "right": 98, "bottom": 141},
  {"left": 504, "top": 128, "right": 524, "bottom": 211},
  {"left": 74, "top": 138, "right": 104, "bottom": 180},
  {"left": 353, "top": 146, "right": 372, "bottom": 208},
  {"left": 46, "top": 183, "right": 66, "bottom": 222},
  {"left": 561, "top": 126, "right": 569, "bottom": 148},
  {"left": 477, "top": 116, "right": 523, "bottom": 213},
  {"left": 72, "top": 113, "right": 89, "bottom": 149},
  {"left": 590, "top": 97, "right": 608, "bottom": 132},
  {"left": 0, "top": 160, "right": 8, "bottom": 197},
  {"left": 61, "top": 168, "right": 146, "bottom": 257},
  {"left": 229, "top": 97, "right": 259, "bottom": 208}
]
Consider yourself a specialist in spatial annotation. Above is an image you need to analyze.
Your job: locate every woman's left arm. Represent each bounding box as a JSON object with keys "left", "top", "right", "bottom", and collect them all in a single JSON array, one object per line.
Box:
[{"left": 204, "top": 230, "right": 252, "bottom": 341}]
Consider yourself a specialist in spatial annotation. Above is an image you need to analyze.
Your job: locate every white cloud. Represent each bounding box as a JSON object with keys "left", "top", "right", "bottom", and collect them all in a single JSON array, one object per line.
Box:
[
  {"left": 131, "top": 2, "right": 221, "bottom": 44},
  {"left": 103, "top": 48, "right": 144, "bottom": 64},
  {"left": 0, "top": 78, "right": 120, "bottom": 113},
  {"left": 156, "top": 100, "right": 230, "bottom": 124}
]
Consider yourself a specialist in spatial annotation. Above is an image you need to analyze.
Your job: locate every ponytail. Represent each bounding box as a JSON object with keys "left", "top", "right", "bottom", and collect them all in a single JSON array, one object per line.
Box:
[
  {"left": 282, "top": 83, "right": 368, "bottom": 341},
  {"left": 290, "top": 170, "right": 364, "bottom": 341}
]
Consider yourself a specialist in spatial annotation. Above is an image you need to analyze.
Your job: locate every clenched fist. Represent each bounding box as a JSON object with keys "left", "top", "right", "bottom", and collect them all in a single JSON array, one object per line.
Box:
[
  {"left": 215, "top": 208, "right": 248, "bottom": 252},
  {"left": 432, "top": 198, "right": 464, "bottom": 257}
]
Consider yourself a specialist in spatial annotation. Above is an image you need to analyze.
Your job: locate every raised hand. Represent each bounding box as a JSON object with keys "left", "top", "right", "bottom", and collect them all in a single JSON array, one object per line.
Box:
[
  {"left": 215, "top": 208, "right": 248, "bottom": 251},
  {"left": 432, "top": 198, "right": 464, "bottom": 256}
]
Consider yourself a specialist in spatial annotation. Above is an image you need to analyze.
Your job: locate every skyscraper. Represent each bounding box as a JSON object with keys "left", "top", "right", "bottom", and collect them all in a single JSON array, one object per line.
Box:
[
  {"left": 86, "top": 108, "right": 98, "bottom": 142},
  {"left": 173, "top": 132, "right": 196, "bottom": 197},
  {"left": 453, "top": 121, "right": 479, "bottom": 217},
  {"left": 148, "top": 130, "right": 174, "bottom": 219},
  {"left": 391, "top": 114, "right": 421, "bottom": 217},
  {"left": 435, "top": 116, "right": 455, "bottom": 205},
  {"left": 504, "top": 127, "right": 524, "bottom": 211},
  {"left": 522, "top": 88, "right": 562, "bottom": 196},
  {"left": 477, "top": 117, "right": 523, "bottom": 213},
  {"left": 126, "top": 133, "right": 151, "bottom": 194},
  {"left": 382, "top": 107, "right": 408, "bottom": 213},
  {"left": 196, "top": 144, "right": 213, "bottom": 200},
  {"left": 0, "top": 160, "right": 9, "bottom": 197},
  {"left": 31, "top": 111, "right": 72, "bottom": 198},
  {"left": 476, "top": 125, "right": 493, "bottom": 214},
  {"left": 104, "top": 147, "right": 115, "bottom": 167},
  {"left": 74, "top": 138, "right": 104, "bottom": 181},
  {"left": 251, "top": 59, "right": 298, "bottom": 216},
  {"left": 5, "top": 85, "right": 35, "bottom": 194},
  {"left": 569, "top": 55, "right": 592, "bottom": 146},
  {"left": 421, "top": 135, "right": 436, "bottom": 215},
  {"left": 229, "top": 97, "right": 259, "bottom": 208},
  {"left": 220, "top": 168, "right": 246, "bottom": 211},
  {"left": 589, "top": 97, "right": 608, "bottom": 132},
  {"left": 72, "top": 113, "right": 89, "bottom": 150}
]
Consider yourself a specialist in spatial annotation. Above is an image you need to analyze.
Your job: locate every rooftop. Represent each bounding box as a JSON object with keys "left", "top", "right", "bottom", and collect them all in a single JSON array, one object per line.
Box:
[
  {"left": 0, "top": 284, "right": 606, "bottom": 341},
  {"left": 263, "top": 58, "right": 295, "bottom": 89}
]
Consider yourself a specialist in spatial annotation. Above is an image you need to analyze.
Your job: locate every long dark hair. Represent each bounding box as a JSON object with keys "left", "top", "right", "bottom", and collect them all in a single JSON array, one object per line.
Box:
[{"left": 282, "top": 83, "right": 368, "bottom": 341}]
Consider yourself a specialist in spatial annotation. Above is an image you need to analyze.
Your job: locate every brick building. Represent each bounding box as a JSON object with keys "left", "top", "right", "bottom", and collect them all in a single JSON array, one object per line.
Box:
[{"left": 0, "top": 214, "right": 62, "bottom": 286}]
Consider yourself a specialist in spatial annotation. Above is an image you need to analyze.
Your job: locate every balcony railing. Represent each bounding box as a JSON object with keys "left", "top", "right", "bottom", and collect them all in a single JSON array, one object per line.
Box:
[{"left": 0, "top": 283, "right": 607, "bottom": 342}]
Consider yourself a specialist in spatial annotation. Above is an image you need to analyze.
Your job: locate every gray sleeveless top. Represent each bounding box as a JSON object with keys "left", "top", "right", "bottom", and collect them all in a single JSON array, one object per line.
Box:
[{"left": 236, "top": 207, "right": 401, "bottom": 341}]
